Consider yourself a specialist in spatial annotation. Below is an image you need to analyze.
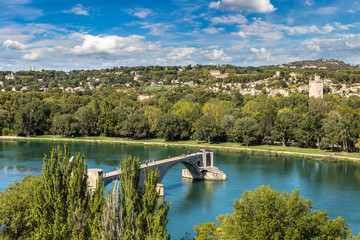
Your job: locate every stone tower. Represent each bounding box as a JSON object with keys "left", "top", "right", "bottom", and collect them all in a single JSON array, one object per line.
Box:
[{"left": 309, "top": 74, "right": 323, "bottom": 98}]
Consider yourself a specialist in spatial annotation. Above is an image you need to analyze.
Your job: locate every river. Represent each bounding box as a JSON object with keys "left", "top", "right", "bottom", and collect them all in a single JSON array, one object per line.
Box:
[{"left": 1, "top": 140, "right": 360, "bottom": 238}]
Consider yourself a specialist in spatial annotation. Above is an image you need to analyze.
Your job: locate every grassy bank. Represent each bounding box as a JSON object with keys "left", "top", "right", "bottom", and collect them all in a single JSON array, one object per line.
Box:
[{"left": 1, "top": 135, "right": 360, "bottom": 163}]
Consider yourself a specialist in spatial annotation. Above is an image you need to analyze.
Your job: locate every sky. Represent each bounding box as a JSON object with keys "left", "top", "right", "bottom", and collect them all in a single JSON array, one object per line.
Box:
[{"left": 1, "top": 0, "right": 360, "bottom": 70}]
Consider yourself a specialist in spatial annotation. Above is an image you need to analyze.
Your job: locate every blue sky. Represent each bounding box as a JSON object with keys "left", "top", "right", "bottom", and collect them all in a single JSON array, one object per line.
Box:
[{"left": 1, "top": 0, "right": 360, "bottom": 70}]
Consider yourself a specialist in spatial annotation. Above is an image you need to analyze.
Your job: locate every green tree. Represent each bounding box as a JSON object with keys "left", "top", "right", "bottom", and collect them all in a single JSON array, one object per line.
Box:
[
  {"left": 321, "top": 108, "right": 360, "bottom": 152},
  {"left": 171, "top": 99, "right": 201, "bottom": 137},
  {"left": 296, "top": 107, "right": 324, "bottom": 148},
  {"left": 272, "top": 108, "right": 299, "bottom": 146},
  {"left": 194, "top": 114, "right": 224, "bottom": 143},
  {"left": 0, "top": 109, "right": 9, "bottom": 135},
  {"left": 233, "top": 116, "right": 260, "bottom": 146},
  {"left": 15, "top": 98, "right": 41, "bottom": 136},
  {"left": 103, "top": 155, "right": 170, "bottom": 239},
  {"left": 75, "top": 105, "right": 98, "bottom": 136},
  {"left": 123, "top": 113, "right": 150, "bottom": 139},
  {"left": 0, "top": 175, "right": 42, "bottom": 240},
  {"left": 32, "top": 145, "right": 104, "bottom": 240},
  {"left": 243, "top": 96, "right": 277, "bottom": 143},
  {"left": 97, "top": 100, "right": 118, "bottom": 137},
  {"left": 52, "top": 114, "right": 80, "bottom": 136},
  {"left": 195, "top": 186, "right": 351, "bottom": 240},
  {"left": 157, "top": 113, "right": 183, "bottom": 141}
]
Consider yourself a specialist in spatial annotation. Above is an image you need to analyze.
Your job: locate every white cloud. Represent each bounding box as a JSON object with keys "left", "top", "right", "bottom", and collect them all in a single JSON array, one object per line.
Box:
[
  {"left": 250, "top": 47, "right": 270, "bottom": 60},
  {"left": 210, "top": 0, "right": 276, "bottom": 13},
  {"left": 132, "top": 8, "right": 153, "bottom": 18},
  {"left": 22, "top": 47, "right": 59, "bottom": 60},
  {"left": 305, "top": 0, "right": 312, "bottom": 6},
  {"left": 63, "top": 4, "right": 89, "bottom": 16},
  {"left": 313, "top": 7, "right": 338, "bottom": 15},
  {"left": 232, "top": 20, "right": 284, "bottom": 41},
  {"left": 0, "top": 23, "right": 68, "bottom": 44},
  {"left": 72, "top": 34, "right": 160, "bottom": 55},
  {"left": 301, "top": 40, "right": 321, "bottom": 52},
  {"left": 210, "top": 14, "right": 248, "bottom": 24},
  {"left": 165, "top": 47, "right": 197, "bottom": 60},
  {"left": 300, "top": 35, "right": 360, "bottom": 54},
  {"left": 233, "top": 31, "right": 247, "bottom": 38},
  {"left": 226, "top": 44, "right": 246, "bottom": 51},
  {"left": 231, "top": 19, "right": 349, "bottom": 41},
  {"left": 140, "top": 23, "right": 174, "bottom": 36},
  {"left": 209, "top": 1, "right": 221, "bottom": 9},
  {"left": 3, "top": 39, "right": 29, "bottom": 50},
  {"left": 0, "top": 0, "right": 42, "bottom": 20},
  {"left": 333, "top": 22, "right": 353, "bottom": 30},
  {"left": 203, "top": 27, "right": 224, "bottom": 34},
  {"left": 203, "top": 49, "right": 232, "bottom": 61}
]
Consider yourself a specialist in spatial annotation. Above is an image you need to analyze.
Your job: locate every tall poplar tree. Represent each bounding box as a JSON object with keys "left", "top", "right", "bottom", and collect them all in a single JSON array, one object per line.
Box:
[
  {"left": 102, "top": 155, "right": 170, "bottom": 240},
  {"left": 32, "top": 145, "right": 104, "bottom": 240}
]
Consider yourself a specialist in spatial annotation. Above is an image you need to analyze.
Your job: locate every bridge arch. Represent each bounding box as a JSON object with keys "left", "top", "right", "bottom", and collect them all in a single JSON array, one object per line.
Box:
[{"left": 141, "top": 158, "right": 204, "bottom": 185}]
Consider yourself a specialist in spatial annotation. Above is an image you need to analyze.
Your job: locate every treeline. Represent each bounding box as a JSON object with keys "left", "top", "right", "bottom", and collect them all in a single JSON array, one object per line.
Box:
[{"left": 1, "top": 88, "right": 360, "bottom": 151}]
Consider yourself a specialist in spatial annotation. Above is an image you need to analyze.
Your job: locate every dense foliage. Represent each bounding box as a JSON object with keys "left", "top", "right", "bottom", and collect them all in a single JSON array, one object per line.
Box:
[
  {"left": 1, "top": 88, "right": 360, "bottom": 151},
  {"left": 194, "top": 185, "right": 352, "bottom": 240},
  {"left": 0, "top": 146, "right": 169, "bottom": 240}
]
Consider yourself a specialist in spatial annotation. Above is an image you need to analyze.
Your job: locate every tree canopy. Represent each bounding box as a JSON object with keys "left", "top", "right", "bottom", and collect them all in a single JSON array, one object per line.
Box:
[{"left": 194, "top": 185, "right": 351, "bottom": 240}]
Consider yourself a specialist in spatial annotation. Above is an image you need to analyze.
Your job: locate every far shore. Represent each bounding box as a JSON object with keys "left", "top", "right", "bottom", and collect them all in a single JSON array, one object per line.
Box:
[{"left": 1, "top": 136, "right": 360, "bottom": 163}]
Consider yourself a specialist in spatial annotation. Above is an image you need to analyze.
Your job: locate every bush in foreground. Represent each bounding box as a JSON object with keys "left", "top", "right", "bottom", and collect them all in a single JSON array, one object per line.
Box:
[{"left": 194, "top": 185, "right": 352, "bottom": 240}]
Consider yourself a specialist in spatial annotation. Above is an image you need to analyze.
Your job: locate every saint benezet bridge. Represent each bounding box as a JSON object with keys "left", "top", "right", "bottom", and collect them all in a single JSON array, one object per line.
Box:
[{"left": 87, "top": 150, "right": 226, "bottom": 195}]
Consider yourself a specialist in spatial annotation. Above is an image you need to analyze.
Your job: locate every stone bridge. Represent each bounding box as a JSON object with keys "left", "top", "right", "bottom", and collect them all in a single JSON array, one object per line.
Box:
[{"left": 87, "top": 151, "right": 226, "bottom": 193}]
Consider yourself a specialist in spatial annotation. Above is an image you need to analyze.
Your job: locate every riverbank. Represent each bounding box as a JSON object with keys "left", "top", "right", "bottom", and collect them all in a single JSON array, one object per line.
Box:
[{"left": 1, "top": 135, "right": 360, "bottom": 163}]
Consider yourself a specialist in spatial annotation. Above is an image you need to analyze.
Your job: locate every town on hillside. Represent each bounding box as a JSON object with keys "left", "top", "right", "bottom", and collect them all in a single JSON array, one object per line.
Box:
[{"left": 1, "top": 59, "right": 360, "bottom": 99}]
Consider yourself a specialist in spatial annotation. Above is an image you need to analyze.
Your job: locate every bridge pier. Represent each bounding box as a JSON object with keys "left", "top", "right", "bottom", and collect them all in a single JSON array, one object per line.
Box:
[
  {"left": 182, "top": 166, "right": 226, "bottom": 181},
  {"left": 156, "top": 183, "right": 164, "bottom": 197}
]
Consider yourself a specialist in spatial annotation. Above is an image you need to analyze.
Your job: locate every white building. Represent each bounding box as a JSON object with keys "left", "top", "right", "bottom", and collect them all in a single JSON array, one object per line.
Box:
[{"left": 5, "top": 72, "right": 15, "bottom": 80}]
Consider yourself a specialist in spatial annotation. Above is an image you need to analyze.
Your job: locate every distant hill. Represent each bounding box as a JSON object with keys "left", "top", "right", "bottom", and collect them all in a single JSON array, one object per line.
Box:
[{"left": 282, "top": 59, "right": 357, "bottom": 70}]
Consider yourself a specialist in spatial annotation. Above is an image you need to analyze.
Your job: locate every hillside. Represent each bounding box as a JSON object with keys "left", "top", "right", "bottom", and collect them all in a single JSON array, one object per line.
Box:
[{"left": 283, "top": 59, "right": 356, "bottom": 69}]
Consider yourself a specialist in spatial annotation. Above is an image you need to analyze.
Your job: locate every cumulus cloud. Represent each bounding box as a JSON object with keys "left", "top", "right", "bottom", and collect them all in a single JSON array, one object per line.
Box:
[
  {"left": 209, "top": 0, "right": 276, "bottom": 13},
  {"left": 203, "top": 27, "right": 224, "bottom": 34},
  {"left": 72, "top": 34, "right": 160, "bottom": 55},
  {"left": 210, "top": 14, "right": 248, "bottom": 24},
  {"left": 203, "top": 49, "right": 232, "bottom": 61},
  {"left": 300, "top": 35, "right": 360, "bottom": 54},
  {"left": 165, "top": 47, "right": 197, "bottom": 60},
  {"left": 209, "top": 1, "right": 220, "bottom": 9},
  {"left": 231, "top": 19, "right": 349, "bottom": 41},
  {"left": 305, "top": 0, "right": 312, "bottom": 6},
  {"left": 231, "top": 20, "right": 284, "bottom": 41},
  {"left": 63, "top": 4, "right": 89, "bottom": 16},
  {"left": 250, "top": 47, "right": 270, "bottom": 60},
  {"left": 3, "top": 39, "right": 29, "bottom": 50}
]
